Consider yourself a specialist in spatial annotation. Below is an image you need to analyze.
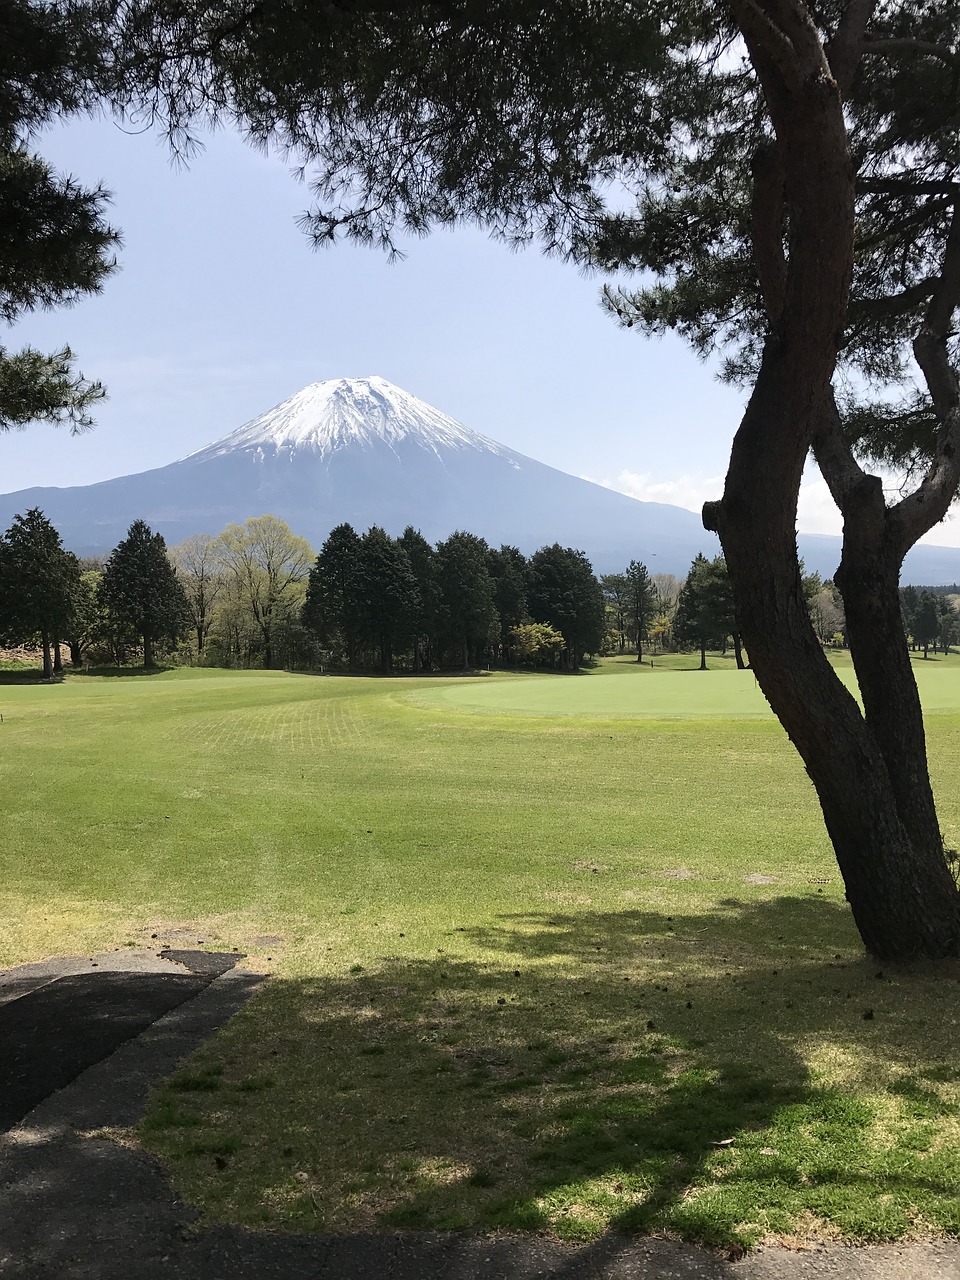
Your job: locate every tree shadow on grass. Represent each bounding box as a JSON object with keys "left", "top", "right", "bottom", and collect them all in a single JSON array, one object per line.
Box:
[
  {"left": 144, "top": 897, "right": 960, "bottom": 1249},
  {"left": 70, "top": 664, "right": 176, "bottom": 678},
  {"left": 0, "top": 670, "right": 62, "bottom": 685}
]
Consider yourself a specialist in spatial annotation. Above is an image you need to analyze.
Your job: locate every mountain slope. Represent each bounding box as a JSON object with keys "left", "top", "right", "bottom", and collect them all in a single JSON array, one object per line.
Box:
[{"left": 0, "top": 375, "right": 958, "bottom": 581}]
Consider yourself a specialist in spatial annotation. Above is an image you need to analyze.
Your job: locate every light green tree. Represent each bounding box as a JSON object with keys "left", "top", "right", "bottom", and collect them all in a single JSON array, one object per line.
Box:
[{"left": 215, "top": 516, "right": 313, "bottom": 670}]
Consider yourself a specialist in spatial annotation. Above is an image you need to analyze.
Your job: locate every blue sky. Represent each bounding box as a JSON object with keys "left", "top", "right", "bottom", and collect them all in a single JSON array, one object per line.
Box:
[{"left": 6, "top": 116, "right": 960, "bottom": 547}]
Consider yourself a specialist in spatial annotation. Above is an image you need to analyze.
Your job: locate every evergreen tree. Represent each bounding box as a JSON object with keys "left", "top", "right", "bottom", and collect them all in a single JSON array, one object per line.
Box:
[
  {"left": 526, "top": 544, "right": 605, "bottom": 671},
  {"left": 624, "top": 560, "right": 657, "bottom": 662},
  {"left": 600, "top": 573, "right": 630, "bottom": 653},
  {"left": 303, "top": 522, "right": 362, "bottom": 668},
  {"left": 913, "top": 593, "right": 940, "bottom": 660},
  {"left": 98, "top": 520, "right": 187, "bottom": 668},
  {"left": 673, "top": 554, "right": 726, "bottom": 672},
  {"left": 398, "top": 526, "right": 440, "bottom": 672},
  {"left": 0, "top": 508, "right": 78, "bottom": 676},
  {"left": 435, "top": 531, "right": 498, "bottom": 670},
  {"left": 939, "top": 598, "right": 959, "bottom": 656},
  {"left": 355, "top": 526, "right": 419, "bottom": 673},
  {"left": 63, "top": 567, "right": 103, "bottom": 668},
  {"left": 2, "top": 1, "right": 119, "bottom": 430},
  {"left": 487, "top": 545, "right": 528, "bottom": 661}
]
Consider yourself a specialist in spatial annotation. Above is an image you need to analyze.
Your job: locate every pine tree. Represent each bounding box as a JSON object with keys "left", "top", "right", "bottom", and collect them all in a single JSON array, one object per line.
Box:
[
  {"left": 487, "top": 545, "right": 529, "bottom": 661},
  {"left": 435, "top": 532, "right": 498, "bottom": 671},
  {"left": 355, "top": 527, "right": 420, "bottom": 673},
  {"left": 303, "top": 523, "right": 363, "bottom": 669},
  {"left": 913, "top": 593, "right": 940, "bottom": 660},
  {"left": 398, "top": 526, "right": 440, "bottom": 672},
  {"left": 624, "top": 560, "right": 657, "bottom": 662},
  {"left": 98, "top": 520, "right": 187, "bottom": 668},
  {"left": 0, "top": 508, "right": 79, "bottom": 676},
  {"left": 1, "top": 1, "right": 119, "bottom": 430},
  {"left": 526, "top": 545, "right": 605, "bottom": 671},
  {"left": 674, "top": 556, "right": 720, "bottom": 672}
]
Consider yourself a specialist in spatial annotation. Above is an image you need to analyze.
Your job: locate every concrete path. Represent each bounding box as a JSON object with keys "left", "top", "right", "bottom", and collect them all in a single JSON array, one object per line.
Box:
[{"left": 1, "top": 952, "right": 958, "bottom": 1279}]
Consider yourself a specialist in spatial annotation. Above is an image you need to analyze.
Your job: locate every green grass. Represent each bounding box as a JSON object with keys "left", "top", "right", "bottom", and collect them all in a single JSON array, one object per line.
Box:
[{"left": 1, "top": 655, "right": 960, "bottom": 1247}]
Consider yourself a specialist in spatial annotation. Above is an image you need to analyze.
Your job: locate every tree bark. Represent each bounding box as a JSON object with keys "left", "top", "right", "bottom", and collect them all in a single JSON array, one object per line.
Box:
[
  {"left": 41, "top": 632, "right": 52, "bottom": 679},
  {"left": 706, "top": 361, "right": 960, "bottom": 960},
  {"left": 143, "top": 634, "right": 155, "bottom": 668},
  {"left": 698, "top": 642, "right": 707, "bottom": 671}
]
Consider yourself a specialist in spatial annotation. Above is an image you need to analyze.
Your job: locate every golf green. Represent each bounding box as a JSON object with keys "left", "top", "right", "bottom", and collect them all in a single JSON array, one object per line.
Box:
[{"left": 411, "top": 659, "right": 960, "bottom": 718}]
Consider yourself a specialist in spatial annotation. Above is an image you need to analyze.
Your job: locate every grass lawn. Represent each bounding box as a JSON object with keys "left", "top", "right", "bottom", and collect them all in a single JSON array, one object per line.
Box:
[{"left": 2, "top": 654, "right": 960, "bottom": 1247}]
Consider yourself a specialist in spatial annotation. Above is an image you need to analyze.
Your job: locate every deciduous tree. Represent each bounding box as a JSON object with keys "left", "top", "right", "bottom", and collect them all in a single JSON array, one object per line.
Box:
[
  {"left": 170, "top": 532, "right": 226, "bottom": 657},
  {"left": 216, "top": 515, "right": 313, "bottom": 670}
]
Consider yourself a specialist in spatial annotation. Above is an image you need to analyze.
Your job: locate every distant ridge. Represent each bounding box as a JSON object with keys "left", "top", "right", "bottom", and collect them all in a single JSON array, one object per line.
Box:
[{"left": 0, "top": 376, "right": 958, "bottom": 582}]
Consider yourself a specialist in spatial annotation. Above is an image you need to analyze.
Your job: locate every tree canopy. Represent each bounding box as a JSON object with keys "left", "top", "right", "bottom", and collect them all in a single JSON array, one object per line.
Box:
[{"left": 1, "top": 0, "right": 118, "bottom": 431}]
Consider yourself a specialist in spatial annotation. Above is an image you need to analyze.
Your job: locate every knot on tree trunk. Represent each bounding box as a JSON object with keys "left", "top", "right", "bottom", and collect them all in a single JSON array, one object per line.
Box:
[{"left": 702, "top": 499, "right": 723, "bottom": 533}]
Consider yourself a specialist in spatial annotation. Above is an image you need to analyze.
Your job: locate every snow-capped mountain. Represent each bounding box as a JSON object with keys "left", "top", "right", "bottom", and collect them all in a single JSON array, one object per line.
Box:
[
  {"left": 1, "top": 376, "right": 958, "bottom": 582},
  {"left": 188, "top": 376, "right": 516, "bottom": 463}
]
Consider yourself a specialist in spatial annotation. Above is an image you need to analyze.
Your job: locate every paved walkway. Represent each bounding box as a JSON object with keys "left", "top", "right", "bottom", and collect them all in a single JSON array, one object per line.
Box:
[{"left": 1, "top": 952, "right": 959, "bottom": 1279}]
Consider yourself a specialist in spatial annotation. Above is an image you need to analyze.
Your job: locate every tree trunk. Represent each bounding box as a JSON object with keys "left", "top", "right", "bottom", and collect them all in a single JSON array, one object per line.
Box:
[
  {"left": 706, "top": 364, "right": 960, "bottom": 961},
  {"left": 52, "top": 639, "right": 63, "bottom": 674},
  {"left": 462, "top": 637, "right": 469, "bottom": 671},
  {"left": 837, "top": 526, "right": 957, "bottom": 928},
  {"left": 41, "top": 632, "right": 52, "bottom": 679},
  {"left": 68, "top": 641, "right": 82, "bottom": 668},
  {"left": 143, "top": 634, "right": 155, "bottom": 668},
  {"left": 698, "top": 643, "right": 707, "bottom": 671}
]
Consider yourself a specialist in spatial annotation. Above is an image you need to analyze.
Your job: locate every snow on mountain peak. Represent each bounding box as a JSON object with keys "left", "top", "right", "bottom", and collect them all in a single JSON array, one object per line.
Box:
[{"left": 186, "top": 376, "right": 512, "bottom": 463}]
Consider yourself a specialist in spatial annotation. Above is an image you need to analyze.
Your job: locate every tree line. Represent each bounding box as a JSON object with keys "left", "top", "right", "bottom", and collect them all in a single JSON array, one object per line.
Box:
[
  {"left": 0, "top": 510, "right": 609, "bottom": 675},
  {"left": 6, "top": 508, "right": 955, "bottom": 678}
]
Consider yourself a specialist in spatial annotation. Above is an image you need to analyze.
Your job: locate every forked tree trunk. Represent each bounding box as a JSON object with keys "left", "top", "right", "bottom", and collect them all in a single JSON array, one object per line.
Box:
[{"left": 707, "top": 363, "right": 960, "bottom": 960}]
